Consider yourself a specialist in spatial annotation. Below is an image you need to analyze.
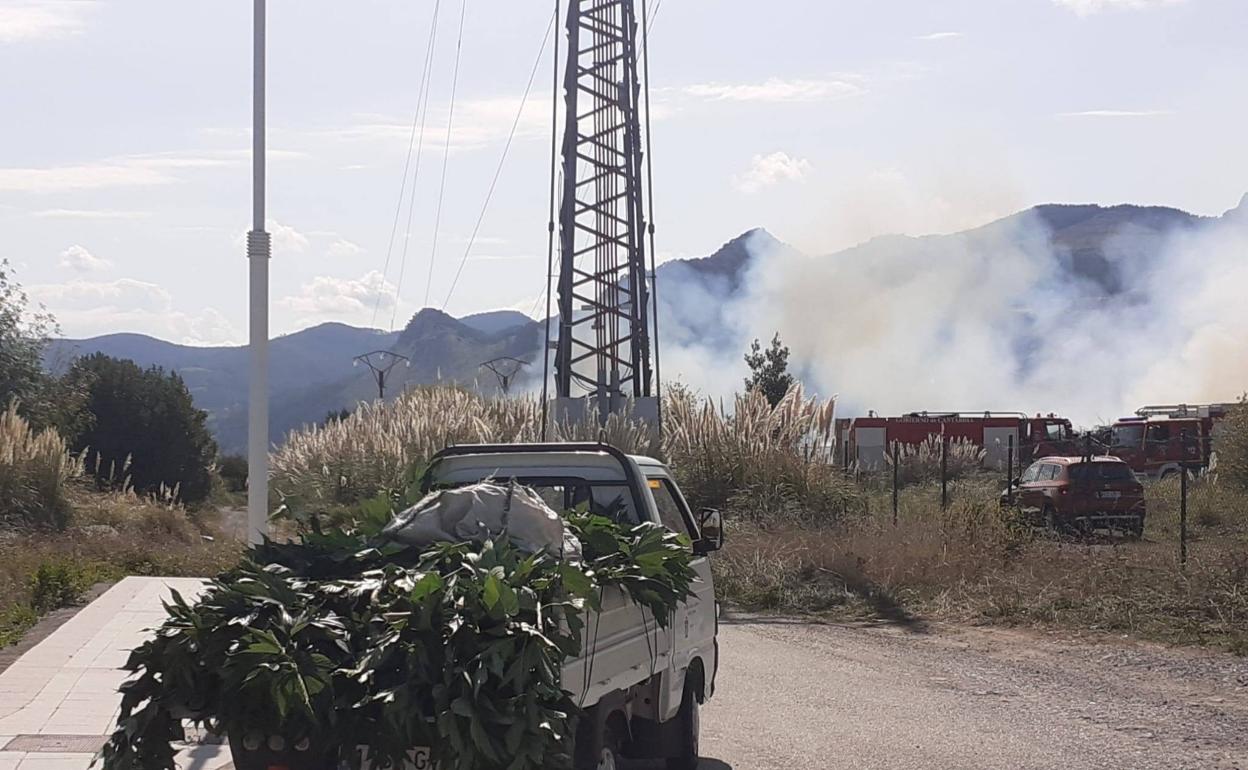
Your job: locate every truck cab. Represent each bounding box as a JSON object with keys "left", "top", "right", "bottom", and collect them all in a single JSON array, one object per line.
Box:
[
  {"left": 1109, "top": 404, "right": 1232, "bottom": 479},
  {"left": 423, "top": 443, "right": 720, "bottom": 770}
]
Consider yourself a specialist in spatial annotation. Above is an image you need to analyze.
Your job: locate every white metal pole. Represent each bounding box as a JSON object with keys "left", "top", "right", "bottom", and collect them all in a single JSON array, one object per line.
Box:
[{"left": 246, "top": 0, "right": 271, "bottom": 545}]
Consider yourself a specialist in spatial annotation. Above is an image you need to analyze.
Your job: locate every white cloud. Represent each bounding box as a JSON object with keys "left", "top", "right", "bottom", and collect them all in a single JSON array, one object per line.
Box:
[
  {"left": 327, "top": 239, "right": 364, "bottom": 259},
  {"left": 279, "top": 271, "right": 397, "bottom": 324},
  {"left": 0, "top": 163, "right": 173, "bottom": 193},
  {"left": 1057, "top": 109, "right": 1174, "bottom": 118},
  {"left": 28, "top": 277, "right": 240, "bottom": 345},
  {"left": 1053, "top": 0, "right": 1186, "bottom": 15},
  {"left": 733, "top": 152, "right": 812, "bottom": 194},
  {"left": 0, "top": 1, "right": 92, "bottom": 44},
  {"left": 269, "top": 220, "right": 310, "bottom": 253},
  {"left": 916, "top": 32, "right": 963, "bottom": 41},
  {"left": 0, "top": 151, "right": 244, "bottom": 193},
  {"left": 327, "top": 96, "right": 552, "bottom": 154},
  {"left": 684, "top": 77, "right": 865, "bottom": 103},
  {"left": 58, "top": 244, "right": 112, "bottom": 273},
  {"left": 236, "top": 219, "right": 310, "bottom": 254},
  {"left": 32, "top": 208, "right": 150, "bottom": 220}
]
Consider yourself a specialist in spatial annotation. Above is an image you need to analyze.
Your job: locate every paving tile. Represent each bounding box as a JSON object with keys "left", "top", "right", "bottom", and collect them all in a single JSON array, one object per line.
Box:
[{"left": 15, "top": 755, "right": 95, "bottom": 770}]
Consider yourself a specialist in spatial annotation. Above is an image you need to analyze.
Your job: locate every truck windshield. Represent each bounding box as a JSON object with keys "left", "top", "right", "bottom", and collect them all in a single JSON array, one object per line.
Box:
[
  {"left": 1111, "top": 424, "right": 1145, "bottom": 448},
  {"left": 1069, "top": 463, "right": 1135, "bottom": 483}
]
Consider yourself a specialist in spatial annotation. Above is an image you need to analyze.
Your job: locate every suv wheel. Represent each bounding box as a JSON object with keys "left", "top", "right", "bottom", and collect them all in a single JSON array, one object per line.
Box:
[{"left": 666, "top": 680, "right": 701, "bottom": 770}]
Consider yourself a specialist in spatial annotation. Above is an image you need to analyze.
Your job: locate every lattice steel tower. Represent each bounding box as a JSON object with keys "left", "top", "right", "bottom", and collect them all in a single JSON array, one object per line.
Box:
[{"left": 554, "top": 0, "right": 656, "bottom": 417}]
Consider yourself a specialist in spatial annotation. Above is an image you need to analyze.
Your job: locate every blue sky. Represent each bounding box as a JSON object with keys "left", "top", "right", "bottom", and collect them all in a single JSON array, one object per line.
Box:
[{"left": 1, "top": 0, "right": 1244, "bottom": 344}]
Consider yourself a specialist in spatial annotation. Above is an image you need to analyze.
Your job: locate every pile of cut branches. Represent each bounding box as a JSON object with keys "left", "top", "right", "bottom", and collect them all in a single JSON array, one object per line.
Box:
[{"left": 100, "top": 505, "right": 695, "bottom": 770}]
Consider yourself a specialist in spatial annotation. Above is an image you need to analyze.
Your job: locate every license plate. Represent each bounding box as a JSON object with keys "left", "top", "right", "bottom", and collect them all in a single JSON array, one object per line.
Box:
[
  {"left": 349, "top": 746, "right": 434, "bottom": 770},
  {"left": 1097, "top": 491, "right": 1120, "bottom": 499}
]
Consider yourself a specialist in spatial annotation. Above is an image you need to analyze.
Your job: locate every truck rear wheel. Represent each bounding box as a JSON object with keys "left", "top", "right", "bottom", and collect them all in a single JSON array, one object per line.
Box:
[
  {"left": 575, "top": 708, "right": 624, "bottom": 770},
  {"left": 666, "top": 680, "right": 701, "bottom": 770}
]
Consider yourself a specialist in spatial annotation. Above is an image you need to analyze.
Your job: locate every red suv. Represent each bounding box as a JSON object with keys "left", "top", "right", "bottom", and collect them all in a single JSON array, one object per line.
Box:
[{"left": 1003, "top": 456, "right": 1146, "bottom": 537}]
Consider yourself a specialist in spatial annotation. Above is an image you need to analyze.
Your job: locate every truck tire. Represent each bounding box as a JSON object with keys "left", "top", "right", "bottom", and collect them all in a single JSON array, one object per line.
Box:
[
  {"left": 666, "top": 680, "right": 700, "bottom": 770},
  {"left": 575, "top": 709, "right": 623, "bottom": 770}
]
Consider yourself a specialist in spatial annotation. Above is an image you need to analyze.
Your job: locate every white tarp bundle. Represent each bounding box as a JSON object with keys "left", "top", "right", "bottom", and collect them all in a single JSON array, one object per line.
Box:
[{"left": 382, "top": 480, "right": 583, "bottom": 560}]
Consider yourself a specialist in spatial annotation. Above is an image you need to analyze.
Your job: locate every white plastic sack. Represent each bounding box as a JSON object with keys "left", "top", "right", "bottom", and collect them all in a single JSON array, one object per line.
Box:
[{"left": 382, "top": 480, "right": 582, "bottom": 560}]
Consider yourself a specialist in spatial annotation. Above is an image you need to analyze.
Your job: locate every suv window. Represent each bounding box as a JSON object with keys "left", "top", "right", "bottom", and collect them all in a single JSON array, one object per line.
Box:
[
  {"left": 1069, "top": 462, "right": 1135, "bottom": 483},
  {"left": 1040, "top": 464, "right": 1061, "bottom": 481},
  {"left": 649, "top": 478, "right": 695, "bottom": 539},
  {"left": 1020, "top": 463, "right": 1042, "bottom": 483}
]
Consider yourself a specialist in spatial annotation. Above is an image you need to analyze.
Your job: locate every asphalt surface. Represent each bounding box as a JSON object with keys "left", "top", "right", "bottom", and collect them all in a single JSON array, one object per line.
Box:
[{"left": 697, "top": 618, "right": 1248, "bottom": 770}]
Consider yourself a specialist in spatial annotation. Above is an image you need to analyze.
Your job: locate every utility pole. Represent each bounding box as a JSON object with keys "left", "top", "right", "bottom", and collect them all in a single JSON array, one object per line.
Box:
[
  {"left": 246, "top": 0, "right": 271, "bottom": 546},
  {"left": 554, "top": 0, "right": 657, "bottom": 424},
  {"left": 354, "top": 351, "right": 410, "bottom": 400},
  {"left": 480, "top": 357, "right": 529, "bottom": 395}
]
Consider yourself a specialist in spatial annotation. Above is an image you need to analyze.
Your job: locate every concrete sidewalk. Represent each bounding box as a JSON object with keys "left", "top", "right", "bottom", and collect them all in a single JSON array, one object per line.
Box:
[{"left": 0, "top": 577, "right": 228, "bottom": 770}]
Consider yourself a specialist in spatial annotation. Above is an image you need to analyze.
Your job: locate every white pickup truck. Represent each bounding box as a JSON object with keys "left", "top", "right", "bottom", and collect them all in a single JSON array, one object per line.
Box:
[{"left": 423, "top": 443, "right": 723, "bottom": 770}]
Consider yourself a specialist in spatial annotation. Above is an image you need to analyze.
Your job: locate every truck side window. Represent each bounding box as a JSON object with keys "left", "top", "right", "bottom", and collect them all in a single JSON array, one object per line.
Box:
[
  {"left": 1147, "top": 424, "right": 1170, "bottom": 443},
  {"left": 649, "top": 479, "right": 696, "bottom": 539}
]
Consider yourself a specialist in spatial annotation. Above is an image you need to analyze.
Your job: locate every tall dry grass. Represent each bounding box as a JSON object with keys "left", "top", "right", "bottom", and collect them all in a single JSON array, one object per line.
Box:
[
  {"left": 0, "top": 402, "right": 82, "bottom": 530},
  {"left": 663, "top": 385, "right": 860, "bottom": 523},
  {"left": 880, "top": 436, "right": 986, "bottom": 487},
  {"left": 271, "top": 384, "right": 861, "bottom": 523},
  {"left": 271, "top": 388, "right": 658, "bottom": 508}
]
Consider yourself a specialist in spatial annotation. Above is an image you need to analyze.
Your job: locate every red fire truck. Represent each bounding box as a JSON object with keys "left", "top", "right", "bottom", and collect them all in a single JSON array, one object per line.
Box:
[
  {"left": 1108, "top": 403, "right": 1235, "bottom": 480},
  {"left": 837, "top": 411, "right": 1077, "bottom": 471}
]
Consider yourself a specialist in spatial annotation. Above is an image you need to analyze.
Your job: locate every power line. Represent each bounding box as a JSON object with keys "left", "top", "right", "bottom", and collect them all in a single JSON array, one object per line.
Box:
[
  {"left": 440, "top": 9, "right": 556, "bottom": 312},
  {"left": 541, "top": 0, "right": 561, "bottom": 441},
  {"left": 423, "top": 0, "right": 469, "bottom": 310},
  {"left": 374, "top": 0, "right": 443, "bottom": 330},
  {"left": 390, "top": 4, "right": 445, "bottom": 331}
]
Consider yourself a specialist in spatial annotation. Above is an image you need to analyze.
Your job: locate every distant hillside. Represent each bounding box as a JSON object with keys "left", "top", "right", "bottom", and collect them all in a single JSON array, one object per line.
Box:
[{"left": 46, "top": 197, "right": 1243, "bottom": 452}]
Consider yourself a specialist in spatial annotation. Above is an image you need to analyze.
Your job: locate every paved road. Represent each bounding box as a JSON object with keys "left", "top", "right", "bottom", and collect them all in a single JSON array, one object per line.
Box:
[{"left": 699, "top": 618, "right": 1248, "bottom": 770}]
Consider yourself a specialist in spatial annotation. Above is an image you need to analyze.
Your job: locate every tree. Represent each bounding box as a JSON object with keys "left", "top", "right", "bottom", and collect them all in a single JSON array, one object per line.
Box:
[
  {"left": 0, "top": 261, "right": 93, "bottom": 442},
  {"left": 71, "top": 354, "right": 218, "bottom": 504},
  {"left": 744, "top": 333, "right": 796, "bottom": 407},
  {"left": 0, "top": 261, "right": 55, "bottom": 414},
  {"left": 218, "top": 454, "right": 248, "bottom": 493}
]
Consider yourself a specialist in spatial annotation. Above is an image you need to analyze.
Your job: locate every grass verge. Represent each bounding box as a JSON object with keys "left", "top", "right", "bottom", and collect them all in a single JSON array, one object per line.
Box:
[
  {"left": 714, "top": 474, "right": 1248, "bottom": 654},
  {"left": 0, "top": 485, "right": 242, "bottom": 648}
]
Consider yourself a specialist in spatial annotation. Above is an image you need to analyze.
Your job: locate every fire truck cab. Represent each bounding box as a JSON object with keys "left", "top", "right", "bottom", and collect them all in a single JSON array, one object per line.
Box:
[
  {"left": 1109, "top": 403, "right": 1233, "bottom": 480},
  {"left": 839, "top": 411, "right": 1076, "bottom": 470}
]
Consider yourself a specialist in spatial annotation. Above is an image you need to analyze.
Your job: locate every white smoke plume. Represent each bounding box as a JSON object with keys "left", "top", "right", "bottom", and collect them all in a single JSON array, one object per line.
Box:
[{"left": 656, "top": 197, "right": 1248, "bottom": 428}]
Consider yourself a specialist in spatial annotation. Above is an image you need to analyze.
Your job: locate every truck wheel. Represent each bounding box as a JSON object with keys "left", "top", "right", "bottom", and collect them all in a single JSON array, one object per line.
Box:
[
  {"left": 666, "top": 681, "right": 700, "bottom": 770},
  {"left": 574, "top": 710, "right": 623, "bottom": 770}
]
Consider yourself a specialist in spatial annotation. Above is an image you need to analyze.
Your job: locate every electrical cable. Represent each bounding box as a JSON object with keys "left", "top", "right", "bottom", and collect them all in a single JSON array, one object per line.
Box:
[
  {"left": 389, "top": 2, "right": 444, "bottom": 331},
  {"left": 438, "top": 8, "right": 556, "bottom": 312},
  {"left": 541, "top": 0, "right": 561, "bottom": 441},
  {"left": 640, "top": 0, "right": 663, "bottom": 435},
  {"left": 372, "top": 0, "right": 442, "bottom": 330},
  {"left": 423, "top": 0, "right": 469, "bottom": 310}
]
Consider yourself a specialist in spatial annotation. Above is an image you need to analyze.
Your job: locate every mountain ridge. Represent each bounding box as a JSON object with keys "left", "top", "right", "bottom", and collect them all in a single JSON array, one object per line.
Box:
[{"left": 47, "top": 198, "right": 1241, "bottom": 452}]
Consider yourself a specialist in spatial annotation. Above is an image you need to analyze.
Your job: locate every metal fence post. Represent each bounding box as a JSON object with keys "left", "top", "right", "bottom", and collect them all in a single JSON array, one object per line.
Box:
[
  {"left": 941, "top": 435, "right": 949, "bottom": 510},
  {"left": 1180, "top": 429, "right": 1189, "bottom": 569},
  {"left": 892, "top": 441, "right": 899, "bottom": 526},
  {"left": 1007, "top": 434, "right": 1015, "bottom": 506}
]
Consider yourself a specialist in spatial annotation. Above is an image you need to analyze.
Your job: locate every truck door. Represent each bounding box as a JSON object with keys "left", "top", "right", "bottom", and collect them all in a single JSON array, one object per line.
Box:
[{"left": 647, "top": 476, "right": 714, "bottom": 717}]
